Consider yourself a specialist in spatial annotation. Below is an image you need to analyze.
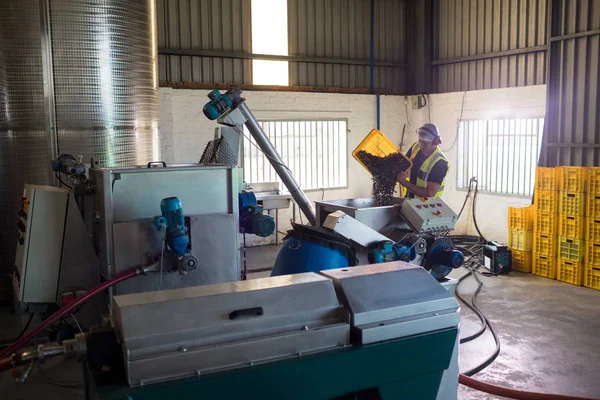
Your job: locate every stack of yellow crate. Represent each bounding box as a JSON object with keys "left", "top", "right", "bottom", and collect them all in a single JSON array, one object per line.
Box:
[
  {"left": 556, "top": 167, "right": 587, "bottom": 285},
  {"left": 532, "top": 168, "right": 558, "bottom": 279},
  {"left": 585, "top": 168, "right": 600, "bottom": 290},
  {"left": 508, "top": 205, "right": 534, "bottom": 272}
]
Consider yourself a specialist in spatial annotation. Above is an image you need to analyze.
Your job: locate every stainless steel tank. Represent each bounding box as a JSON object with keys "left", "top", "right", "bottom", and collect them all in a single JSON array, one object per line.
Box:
[
  {"left": 0, "top": 0, "right": 159, "bottom": 271},
  {"left": 50, "top": 0, "right": 160, "bottom": 166},
  {"left": 0, "top": 0, "right": 49, "bottom": 271}
]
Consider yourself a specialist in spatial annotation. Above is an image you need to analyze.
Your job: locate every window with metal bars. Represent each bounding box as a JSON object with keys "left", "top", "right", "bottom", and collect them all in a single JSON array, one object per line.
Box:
[
  {"left": 243, "top": 120, "right": 348, "bottom": 190},
  {"left": 457, "top": 118, "right": 544, "bottom": 197}
]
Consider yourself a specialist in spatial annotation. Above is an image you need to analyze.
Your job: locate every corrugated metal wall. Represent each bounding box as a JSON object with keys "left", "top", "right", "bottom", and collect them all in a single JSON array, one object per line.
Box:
[
  {"left": 157, "top": 0, "right": 408, "bottom": 92},
  {"left": 157, "top": 0, "right": 252, "bottom": 84},
  {"left": 541, "top": 0, "right": 600, "bottom": 166},
  {"left": 287, "top": 0, "right": 408, "bottom": 92},
  {"left": 432, "top": 0, "right": 548, "bottom": 93}
]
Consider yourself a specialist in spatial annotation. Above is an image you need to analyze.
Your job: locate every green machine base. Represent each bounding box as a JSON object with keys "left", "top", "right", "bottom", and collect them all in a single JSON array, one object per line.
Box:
[{"left": 94, "top": 328, "right": 457, "bottom": 400}]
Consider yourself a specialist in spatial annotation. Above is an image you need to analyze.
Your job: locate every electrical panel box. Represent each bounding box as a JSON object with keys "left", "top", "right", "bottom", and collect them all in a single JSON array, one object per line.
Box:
[
  {"left": 13, "top": 185, "right": 70, "bottom": 303},
  {"left": 400, "top": 197, "right": 457, "bottom": 233}
]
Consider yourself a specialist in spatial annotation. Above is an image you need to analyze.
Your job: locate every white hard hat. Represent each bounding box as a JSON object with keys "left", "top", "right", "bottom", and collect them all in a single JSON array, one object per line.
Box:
[{"left": 417, "top": 123, "right": 441, "bottom": 143}]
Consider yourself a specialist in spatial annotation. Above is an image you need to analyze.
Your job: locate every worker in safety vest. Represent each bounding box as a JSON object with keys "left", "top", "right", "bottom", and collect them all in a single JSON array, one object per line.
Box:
[{"left": 396, "top": 123, "right": 449, "bottom": 199}]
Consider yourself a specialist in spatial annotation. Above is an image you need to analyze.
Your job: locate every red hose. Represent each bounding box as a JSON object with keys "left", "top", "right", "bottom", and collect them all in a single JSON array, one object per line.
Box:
[
  {"left": 460, "top": 374, "right": 598, "bottom": 400},
  {"left": 0, "top": 268, "right": 140, "bottom": 360},
  {"left": 0, "top": 355, "right": 13, "bottom": 373}
]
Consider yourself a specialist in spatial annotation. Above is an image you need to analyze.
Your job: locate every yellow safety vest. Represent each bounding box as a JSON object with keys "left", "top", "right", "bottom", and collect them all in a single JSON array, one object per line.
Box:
[{"left": 404, "top": 142, "right": 449, "bottom": 198}]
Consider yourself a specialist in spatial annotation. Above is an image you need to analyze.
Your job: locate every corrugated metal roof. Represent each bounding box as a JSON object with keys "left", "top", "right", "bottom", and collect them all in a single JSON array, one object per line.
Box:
[
  {"left": 541, "top": 0, "right": 600, "bottom": 166},
  {"left": 432, "top": 0, "right": 548, "bottom": 92}
]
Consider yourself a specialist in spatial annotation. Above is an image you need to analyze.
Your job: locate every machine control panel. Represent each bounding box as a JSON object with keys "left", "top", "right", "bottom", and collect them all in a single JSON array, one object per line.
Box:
[
  {"left": 13, "top": 185, "right": 70, "bottom": 304},
  {"left": 400, "top": 197, "right": 457, "bottom": 233}
]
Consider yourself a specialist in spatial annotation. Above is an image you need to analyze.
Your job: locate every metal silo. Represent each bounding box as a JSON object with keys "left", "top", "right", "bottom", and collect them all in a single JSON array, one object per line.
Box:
[
  {"left": 0, "top": 0, "right": 159, "bottom": 271},
  {"left": 0, "top": 0, "right": 49, "bottom": 271}
]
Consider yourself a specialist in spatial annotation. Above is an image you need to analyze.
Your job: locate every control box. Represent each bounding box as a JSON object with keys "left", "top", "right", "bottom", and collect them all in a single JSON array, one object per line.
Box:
[
  {"left": 400, "top": 197, "right": 457, "bottom": 233},
  {"left": 13, "top": 185, "right": 70, "bottom": 303}
]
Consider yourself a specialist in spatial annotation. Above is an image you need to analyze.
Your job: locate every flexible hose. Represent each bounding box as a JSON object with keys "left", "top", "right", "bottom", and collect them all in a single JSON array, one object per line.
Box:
[
  {"left": 460, "top": 268, "right": 501, "bottom": 376},
  {"left": 459, "top": 374, "right": 598, "bottom": 400},
  {"left": 0, "top": 355, "right": 13, "bottom": 372},
  {"left": 456, "top": 267, "right": 487, "bottom": 344},
  {"left": 471, "top": 180, "right": 489, "bottom": 243},
  {"left": 0, "top": 268, "right": 141, "bottom": 360}
]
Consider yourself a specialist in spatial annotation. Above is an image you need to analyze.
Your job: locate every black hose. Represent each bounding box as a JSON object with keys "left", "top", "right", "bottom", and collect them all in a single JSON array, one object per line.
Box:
[
  {"left": 461, "top": 268, "right": 501, "bottom": 376},
  {"left": 457, "top": 180, "right": 473, "bottom": 221},
  {"left": 471, "top": 180, "right": 488, "bottom": 242},
  {"left": 456, "top": 262, "right": 487, "bottom": 344}
]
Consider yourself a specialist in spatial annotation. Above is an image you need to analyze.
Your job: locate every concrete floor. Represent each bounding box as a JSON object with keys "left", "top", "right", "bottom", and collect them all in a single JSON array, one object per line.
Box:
[{"left": 1, "top": 245, "right": 600, "bottom": 399}]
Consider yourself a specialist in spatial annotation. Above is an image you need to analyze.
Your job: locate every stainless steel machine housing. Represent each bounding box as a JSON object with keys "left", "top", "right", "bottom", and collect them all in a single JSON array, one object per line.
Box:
[
  {"left": 112, "top": 262, "right": 460, "bottom": 388},
  {"left": 90, "top": 164, "right": 242, "bottom": 296}
]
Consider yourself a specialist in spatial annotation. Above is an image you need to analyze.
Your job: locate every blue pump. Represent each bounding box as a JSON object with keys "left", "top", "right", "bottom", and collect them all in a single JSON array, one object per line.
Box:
[
  {"left": 239, "top": 192, "right": 275, "bottom": 237},
  {"left": 368, "top": 241, "right": 416, "bottom": 264},
  {"left": 154, "top": 197, "right": 198, "bottom": 274}
]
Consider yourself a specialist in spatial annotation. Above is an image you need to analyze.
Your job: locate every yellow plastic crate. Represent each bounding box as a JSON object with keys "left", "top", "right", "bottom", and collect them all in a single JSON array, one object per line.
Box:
[
  {"left": 586, "top": 167, "right": 600, "bottom": 195},
  {"left": 511, "top": 250, "right": 532, "bottom": 273},
  {"left": 352, "top": 128, "right": 411, "bottom": 175},
  {"left": 533, "top": 233, "right": 557, "bottom": 257},
  {"left": 508, "top": 205, "right": 534, "bottom": 231},
  {"left": 532, "top": 254, "right": 556, "bottom": 279},
  {"left": 556, "top": 259, "right": 583, "bottom": 285},
  {"left": 587, "top": 195, "right": 600, "bottom": 219},
  {"left": 585, "top": 242, "right": 600, "bottom": 267},
  {"left": 558, "top": 166, "right": 587, "bottom": 193},
  {"left": 558, "top": 215, "right": 586, "bottom": 239},
  {"left": 559, "top": 191, "right": 586, "bottom": 216},
  {"left": 584, "top": 266, "right": 600, "bottom": 290},
  {"left": 508, "top": 229, "right": 533, "bottom": 251},
  {"left": 586, "top": 219, "right": 600, "bottom": 243},
  {"left": 558, "top": 236, "right": 585, "bottom": 261},
  {"left": 533, "top": 211, "right": 557, "bottom": 235},
  {"left": 534, "top": 190, "right": 558, "bottom": 213},
  {"left": 535, "top": 167, "right": 558, "bottom": 191}
]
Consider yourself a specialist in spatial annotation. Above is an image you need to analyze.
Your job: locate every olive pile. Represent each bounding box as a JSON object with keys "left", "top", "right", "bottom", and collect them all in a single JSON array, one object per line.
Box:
[{"left": 356, "top": 150, "right": 411, "bottom": 206}]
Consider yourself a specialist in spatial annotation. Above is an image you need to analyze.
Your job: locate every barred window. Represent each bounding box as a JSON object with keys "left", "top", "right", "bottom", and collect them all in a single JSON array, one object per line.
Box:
[
  {"left": 243, "top": 120, "right": 348, "bottom": 190},
  {"left": 457, "top": 118, "right": 544, "bottom": 196}
]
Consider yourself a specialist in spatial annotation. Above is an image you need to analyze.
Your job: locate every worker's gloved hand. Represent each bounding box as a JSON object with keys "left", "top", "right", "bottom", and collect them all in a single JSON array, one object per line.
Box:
[{"left": 396, "top": 170, "right": 409, "bottom": 184}]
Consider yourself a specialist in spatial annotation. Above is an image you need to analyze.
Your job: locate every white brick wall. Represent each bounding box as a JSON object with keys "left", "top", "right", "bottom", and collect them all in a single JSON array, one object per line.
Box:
[
  {"left": 406, "top": 85, "right": 547, "bottom": 242},
  {"left": 159, "top": 88, "right": 407, "bottom": 246}
]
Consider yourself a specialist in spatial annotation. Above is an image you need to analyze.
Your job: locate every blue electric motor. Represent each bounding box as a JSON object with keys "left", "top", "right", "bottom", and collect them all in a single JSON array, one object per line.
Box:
[
  {"left": 239, "top": 192, "right": 275, "bottom": 237},
  {"left": 368, "top": 240, "right": 417, "bottom": 264},
  {"left": 154, "top": 197, "right": 198, "bottom": 274},
  {"left": 155, "top": 197, "right": 189, "bottom": 256},
  {"left": 425, "top": 237, "right": 465, "bottom": 280},
  {"left": 203, "top": 90, "right": 235, "bottom": 120}
]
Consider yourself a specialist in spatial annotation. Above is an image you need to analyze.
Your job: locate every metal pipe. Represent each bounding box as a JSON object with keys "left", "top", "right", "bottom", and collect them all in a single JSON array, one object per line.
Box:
[
  {"left": 376, "top": 94, "right": 381, "bottom": 130},
  {"left": 369, "top": 0, "right": 375, "bottom": 92},
  {"left": 431, "top": 45, "right": 548, "bottom": 66},
  {"left": 158, "top": 48, "right": 406, "bottom": 68},
  {"left": 238, "top": 102, "right": 317, "bottom": 225}
]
